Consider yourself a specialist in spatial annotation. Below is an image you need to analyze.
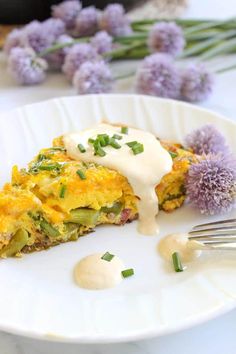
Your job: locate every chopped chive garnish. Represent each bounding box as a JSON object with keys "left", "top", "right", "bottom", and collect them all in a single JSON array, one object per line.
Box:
[
  {"left": 112, "top": 134, "right": 122, "bottom": 140},
  {"left": 104, "top": 135, "right": 110, "bottom": 145},
  {"left": 132, "top": 143, "right": 144, "bottom": 155},
  {"left": 94, "top": 143, "right": 106, "bottom": 157},
  {"left": 76, "top": 169, "right": 86, "bottom": 180},
  {"left": 88, "top": 138, "right": 95, "bottom": 144},
  {"left": 29, "top": 167, "right": 39, "bottom": 174},
  {"left": 77, "top": 143, "right": 86, "bottom": 153},
  {"left": 50, "top": 146, "right": 66, "bottom": 151},
  {"left": 126, "top": 141, "right": 138, "bottom": 148},
  {"left": 126, "top": 141, "right": 144, "bottom": 155},
  {"left": 169, "top": 151, "right": 178, "bottom": 159},
  {"left": 59, "top": 184, "right": 67, "bottom": 198},
  {"left": 121, "top": 268, "right": 134, "bottom": 278},
  {"left": 37, "top": 154, "right": 47, "bottom": 162},
  {"left": 101, "top": 252, "right": 114, "bottom": 262},
  {"left": 98, "top": 136, "right": 107, "bottom": 147},
  {"left": 121, "top": 126, "right": 128, "bottom": 134},
  {"left": 172, "top": 252, "right": 184, "bottom": 272},
  {"left": 109, "top": 138, "right": 121, "bottom": 149},
  {"left": 98, "top": 134, "right": 109, "bottom": 146},
  {"left": 38, "top": 164, "right": 60, "bottom": 171}
]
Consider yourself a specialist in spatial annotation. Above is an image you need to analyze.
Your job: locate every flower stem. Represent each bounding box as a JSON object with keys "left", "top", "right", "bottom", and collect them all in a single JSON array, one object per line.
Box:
[
  {"left": 116, "top": 47, "right": 149, "bottom": 60},
  {"left": 131, "top": 18, "right": 211, "bottom": 28},
  {"left": 185, "top": 29, "right": 223, "bottom": 41},
  {"left": 114, "top": 34, "right": 147, "bottom": 43},
  {"left": 104, "top": 42, "right": 145, "bottom": 60},
  {"left": 200, "top": 37, "right": 236, "bottom": 61},
  {"left": 180, "top": 29, "right": 236, "bottom": 58},
  {"left": 35, "top": 18, "right": 236, "bottom": 63},
  {"left": 38, "top": 37, "right": 89, "bottom": 57},
  {"left": 183, "top": 18, "right": 236, "bottom": 35},
  {"left": 215, "top": 63, "right": 236, "bottom": 74},
  {"left": 114, "top": 71, "right": 136, "bottom": 80}
]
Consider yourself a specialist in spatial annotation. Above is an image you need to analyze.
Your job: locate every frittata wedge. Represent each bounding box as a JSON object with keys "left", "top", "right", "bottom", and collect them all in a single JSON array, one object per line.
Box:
[{"left": 0, "top": 137, "right": 195, "bottom": 258}]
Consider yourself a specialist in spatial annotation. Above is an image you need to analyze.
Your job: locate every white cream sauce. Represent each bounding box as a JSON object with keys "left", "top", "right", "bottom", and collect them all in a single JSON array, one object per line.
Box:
[
  {"left": 158, "top": 233, "right": 202, "bottom": 263},
  {"left": 74, "top": 253, "right": 125, "bottom": 290},
  {"left": 63, "top": 123, "right": 172, "bottom": 235}
]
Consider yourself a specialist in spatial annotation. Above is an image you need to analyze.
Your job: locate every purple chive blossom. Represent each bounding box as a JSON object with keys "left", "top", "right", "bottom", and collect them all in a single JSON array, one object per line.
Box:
[
  {"left": 46, "top": 34, "right": 73, "bottom": 70},
  {"left": 148, "top": 22, "right": 185, "bottom": 57},
  {"left": 181, "top": 64, "right": 214, "bottom": 102},
  {"left": 3, "top": 28, "right": 23, "bottom": 55},
  {"left": 62, "top": 43, "right": 100, "bottom": 81},
  {"left": 136, "top": 53, "right": 181, "bottom": 99},
  {"left": 90, "top": 31, "right": 113, "bottom": 55},
  {"left": 42, "top": 18, "right": 66, "bottom": 42},
  {"left": 75, "top": 6, "right": 99, "bottom": 37},
  {"left": 52, "top": 0, "right": 81, "bottom": 29},
  {"left": 185, "top": 124, "right": 230, "bottom": 156},
  {"left": 21, "top": 21, "right": 53, "bottom": 53},
  {"left": 186, "top": 154, "right": 236, "bottom": 215},
  {"left": 8, "top": 47, "right": 48, "bottom": 85},
  {"left": 99, "top": 3, "right": 132, "bottom": 37},
  {"left": 73, "top": 60, "right": 113, "bottom": 94}
]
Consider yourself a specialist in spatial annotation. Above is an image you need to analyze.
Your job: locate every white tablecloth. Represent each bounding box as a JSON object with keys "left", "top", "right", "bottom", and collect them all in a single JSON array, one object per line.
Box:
[{"left": 1, "top": 0, "right": 236, "bottom": 353}]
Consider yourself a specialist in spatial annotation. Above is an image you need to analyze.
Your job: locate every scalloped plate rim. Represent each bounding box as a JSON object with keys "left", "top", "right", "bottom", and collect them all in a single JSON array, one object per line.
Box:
[{"left": 0, "top": 94, "right": 235, "bottom": 343}]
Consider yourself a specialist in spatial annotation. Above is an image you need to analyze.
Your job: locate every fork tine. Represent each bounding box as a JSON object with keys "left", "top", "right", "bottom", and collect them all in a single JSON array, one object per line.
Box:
[
  {"left": 201, "top": 242, "right": 236, "bottom": 250},
  {"left": 204, "top": 240, "right": 236, "bottom": 243},
  {"left": 189, "top": 235, "right": 236, "bottom": 242},
  {"left": 189, "top": 226, "right": 236, "bottom": 236},
  {"left": 192, "top": 218, "right": 236, "bottom": 230}
]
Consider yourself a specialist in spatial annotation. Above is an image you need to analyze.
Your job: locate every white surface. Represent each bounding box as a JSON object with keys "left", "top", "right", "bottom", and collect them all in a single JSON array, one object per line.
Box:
[
  {"left": 2, "top": 95, "right": 236, "bottom": 343},
  {"left": 0, "top": 0, "right": 236, "bottom": 352}
]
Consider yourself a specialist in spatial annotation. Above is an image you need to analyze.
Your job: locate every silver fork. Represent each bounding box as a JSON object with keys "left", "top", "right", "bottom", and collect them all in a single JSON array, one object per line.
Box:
[{"left": 188, "top": 218, "right": 236, "bottom": 250}]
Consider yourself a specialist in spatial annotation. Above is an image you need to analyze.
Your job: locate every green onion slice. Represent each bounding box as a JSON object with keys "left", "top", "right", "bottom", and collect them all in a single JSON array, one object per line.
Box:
[
  {"left": 37, "top": 154, "right": 47, "bottom": 162},
  {"left": 101, "top": 252, "right": 115, "bottom": 262},
  {"left": 132, "top": 143, "right": 144, "bottom": 155},
  {"left": 77, "top": 144, "right": 86, "bottom": 153},
  {"left": 94, "top": 144, "right": 106, "bottom": 157},
  {"left": 76, "top": 169, "right": 86, "bottom": 180},
  {"left": 126, "top": 141, "right": 138, "bottom": 148},
  {"left": 172, "top": 252, "right": 184, "bottom": 272},
  {"left": 121, "top": 268, "right": 134, "bottom": 278},
  {"left": 112, "top": 134, "right": 122, "bottom": 140},
  {"left": 169, "top": 151, "right": 178, "bottom": 159},
  {"left": 38, "top": 164, "right": 61, "bottom": 171},
  {"left": 49, "top": 146, "right": 66, "bottom": 152},
  {"left": 59, "top": 184, "right": 67, "bottom": 198},
  {"left": 97, "top": 134, "right": 109, "bottom": 146},
  {"left": 88, "top": 138, "right": 95, "bottom": 144},
  {"left": 121, "top": 126, "right": 128, "bottom": 134},
  {"left": 109, "top": 138, "right": 121, "bottom": 149}
]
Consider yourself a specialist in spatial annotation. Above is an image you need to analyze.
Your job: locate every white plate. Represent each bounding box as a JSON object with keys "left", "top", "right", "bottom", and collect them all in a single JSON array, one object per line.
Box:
[{"left": 0, "top": 94, "right": 236, "bottom": 343}]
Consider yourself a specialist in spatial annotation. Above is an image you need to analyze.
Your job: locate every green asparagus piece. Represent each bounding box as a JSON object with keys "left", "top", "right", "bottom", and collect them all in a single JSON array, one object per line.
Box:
[
  {"left": 64, "top": 223, "right": 80, "bottom": 241},
  {"left": 101, "top": 202, "right": 123, "bottom": 215},
  {"left": 40, "top": 219, "right": 60, "bottom": 238},
  {"left": 67, "top": 208, "right": 100, "bottom": 226},
  {"left": 0, "top": 229, "right": 29, "bottom": 257}
]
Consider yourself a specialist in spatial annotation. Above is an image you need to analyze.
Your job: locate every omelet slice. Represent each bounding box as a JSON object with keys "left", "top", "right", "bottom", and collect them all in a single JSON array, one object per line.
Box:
[{"left": 0, "top": 138, "right": 196, "bottom": 257}]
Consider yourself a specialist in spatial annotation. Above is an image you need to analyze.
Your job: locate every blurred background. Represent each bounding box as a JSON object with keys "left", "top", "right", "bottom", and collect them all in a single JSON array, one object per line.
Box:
[{"left": 0, "top": 0, "right": 188, "bottom": 24}]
